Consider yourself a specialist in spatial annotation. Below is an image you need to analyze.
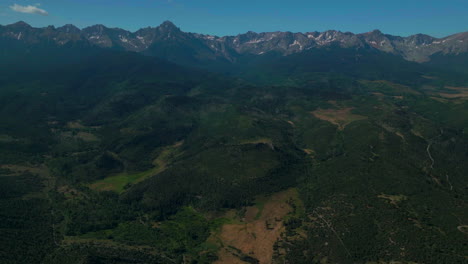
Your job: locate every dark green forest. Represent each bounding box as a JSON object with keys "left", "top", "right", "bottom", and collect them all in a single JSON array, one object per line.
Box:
[{"left": 0, "top": 35, "right": 467, "bottom": 264}]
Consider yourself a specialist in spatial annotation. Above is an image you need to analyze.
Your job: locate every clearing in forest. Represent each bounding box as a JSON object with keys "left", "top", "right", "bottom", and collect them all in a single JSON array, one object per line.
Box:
[
  {"left": 89, "top": 141, "right": 183, "bottom": 193},
  {"left": 378, "top": 194, "right": 408, "bottom": 206},
  {"left": 438, "top": 86, "right": 468, "bottom": 99},
  {"left": 212, "top": 188, "right": 303, "bottom": 264},
  {"left": 457, "top": 225, "right": 468, "bottom": 234},
  {"left": 312, "top": 107, "right": 367, "bottom": 130},
  {"left": 359, "top": 80, "right": 420, "bottom": 95},
  {"left": 239, "top": 138, "right": 275, "bottom": 150}
]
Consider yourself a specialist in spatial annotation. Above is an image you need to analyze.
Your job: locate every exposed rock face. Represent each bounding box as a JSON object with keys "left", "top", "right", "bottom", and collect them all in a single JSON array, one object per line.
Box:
[{"left": 1, "top": 20, "right": 467, "bottom": 63}]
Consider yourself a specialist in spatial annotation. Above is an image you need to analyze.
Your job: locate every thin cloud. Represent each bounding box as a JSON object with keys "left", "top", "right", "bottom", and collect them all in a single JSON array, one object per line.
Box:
[{"left": 10, "top": 4, "right": 49, "bottom": 16}]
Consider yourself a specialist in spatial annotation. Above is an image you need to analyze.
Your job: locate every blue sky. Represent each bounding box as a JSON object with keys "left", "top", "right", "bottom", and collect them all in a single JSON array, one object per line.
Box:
[{"left": 1, "top": 0, "right": 467, "bottom": 37}]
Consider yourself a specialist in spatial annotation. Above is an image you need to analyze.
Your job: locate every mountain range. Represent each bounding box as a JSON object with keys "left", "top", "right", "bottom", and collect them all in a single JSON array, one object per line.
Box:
[
  {"left": 0, "top": 20, "right": 467, "bottom": 264},
  {"left": 2, "top": 20, "right": 467, "bottom": 65}
]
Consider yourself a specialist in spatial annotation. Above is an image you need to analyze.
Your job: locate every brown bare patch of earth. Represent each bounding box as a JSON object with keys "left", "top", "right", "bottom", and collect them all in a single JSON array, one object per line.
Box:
[
  {"left": 77, "top": 132, "right": 99, "bottom": 141},
  {"left": 66, "top": 120, "right": 100, "bottom": 129},
  {"left": 312, "top": 108, "right": 367, "bottom": 130},
  {"left": 240, "top": 138, "right": 274, "bottom": 150},
  {"left": 214, "top": 189, "right": 299, "bottom": 264},
  {"left": 438, "top": 86, "right": 468, "bottom": 99},
  {"left": 380, "top": 123, "right": 405, "bottom": 140},
  {"left": 303, "top": 149, "right": 316, "bottom": 159},
  {"left": 378, "top": 194, "right": 408, "bottom": 207},
  {"left": 410, "top": 129, "right": 424, "bottom": 139},
  {"left": 60, "top": 131, "right": 99, "bottom": 142},
  {"left": 430, "top": 96, "right": 450, "bottom": 103},
  {"left": 57, "top": 185, "right": 86, "bottom": 199},
  {"left": 457, "top": 225, "right": 468, "bottom": 234},
  {"left": 67, "top": 121, "right": 86, "bottom": 129},
  {"left": 0, "top": 164, "right": 49, "bottom": 177}
]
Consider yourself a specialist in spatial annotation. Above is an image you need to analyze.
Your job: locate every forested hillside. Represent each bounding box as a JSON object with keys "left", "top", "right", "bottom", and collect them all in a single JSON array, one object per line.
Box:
[{"left": 0, "top": 27, "right": 467, "bottom": 264}]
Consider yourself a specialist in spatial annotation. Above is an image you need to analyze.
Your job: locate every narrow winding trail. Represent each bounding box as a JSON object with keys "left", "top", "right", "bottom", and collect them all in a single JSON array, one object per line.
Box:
[
  {"left": 313, "top": 210, "right": 351, "bottom": 258},
  {"left": 425, "top": 128, "right": 455, "bottom": 191},
  {"left": 426, "top": 142, "right": 435, "bottom": 170},
  {"left": 426, "top": 128, "right": 443, "bottom": 170},
  {"left": 446, "top": 174, "right": 454, "bottom": 191}
]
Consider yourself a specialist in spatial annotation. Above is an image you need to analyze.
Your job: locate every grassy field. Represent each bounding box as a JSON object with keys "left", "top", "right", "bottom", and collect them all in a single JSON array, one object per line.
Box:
[
  {"left": 90, "top": 141, "right": 183, "bottom": 193},
  {"left": 312, "top": 107, "right": 367, "bottom": 130},
  {"left": 209, "top": 188, "right": 303, "bottom": 264}
]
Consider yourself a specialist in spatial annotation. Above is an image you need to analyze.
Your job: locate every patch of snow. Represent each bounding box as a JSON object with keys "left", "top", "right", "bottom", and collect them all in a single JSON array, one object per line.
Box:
[
  {"left": 119, "top": 35, "right": 128, "bottom": 43},
  {"left": 289, "top": 40, "right": 303, "bottom": 50},
  {"left": 246, "top": 38, "right": 265, "bottom": 44},
  {"left": 137, "top": 36, "right": 146, "bottom": 44},
  {"left": 266, "top": 34, "right": 277, "bottom": 41}
]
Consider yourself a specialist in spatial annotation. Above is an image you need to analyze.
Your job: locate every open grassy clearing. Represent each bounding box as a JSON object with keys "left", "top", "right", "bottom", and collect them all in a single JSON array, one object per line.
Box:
[
  {"left": 457, "top": 225, "right": 468, "bottom": 234},
  {"left": 239, "top": 137, "right": 272, "bottom": 145},
  {"left": 0, "top": 164, "right": 50, "bottom": 179},
  {"left": 0, "top": 134, "right": 20, "bottom": 143},
  {"left": 359, "top": 80, "right": 420, "bottom": 95},
  {"left": 377, "top": 194, "right": 408, "bottom": 206},
  {"left": 312, "top": 107, "right": 367, "bottom": 130},
  {"left": 59, "top": 131, "right": 99, "bottom": 142},
  {"left": 238, "top": 137, "right": 275, "bottom": 150},
  {"left": 438, "top": 86, "right": 468, "bottom": 99},
  {"left": 66, "top": 121, "right": 100, "bottom": 129},
  {"left": 89, "top": 141, "right": 183, "bottom": 193},
  {"left": 212, "top": 188, "right": 303, "bottom": 264}
]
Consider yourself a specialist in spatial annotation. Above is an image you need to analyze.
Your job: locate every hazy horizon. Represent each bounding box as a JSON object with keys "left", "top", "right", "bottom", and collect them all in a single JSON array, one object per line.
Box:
[{"left": 1, "top": 0, "right": 467, "bottom": 38}]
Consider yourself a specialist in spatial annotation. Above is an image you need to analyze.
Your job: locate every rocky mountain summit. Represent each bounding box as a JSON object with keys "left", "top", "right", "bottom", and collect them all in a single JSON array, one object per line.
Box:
[{"left": 1, "top": 20, "right": 467, "bottom": 63}]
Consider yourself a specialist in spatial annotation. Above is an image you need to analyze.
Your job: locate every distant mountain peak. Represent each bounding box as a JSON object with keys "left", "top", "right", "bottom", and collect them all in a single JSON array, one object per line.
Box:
[
  {"left": 364, "top": 29, "right": 384, "bottom": 36},
  {"left": 406, "top": 33, "right": 436, "bottom": 45},
  {"left": 159, "top": 21, "right": 179, "bottom": 31},
  {"left": 1, "top": 21, "right": 467, "bottom": 63},
  {"left": 58, "top": 24, "right": 81, "bottom": 33},
  {"left": 86, "top": 24, "right": 108, "bottom": 30},
  {"left": 8, "top": 21, "right": 32, "bottom": 29}
]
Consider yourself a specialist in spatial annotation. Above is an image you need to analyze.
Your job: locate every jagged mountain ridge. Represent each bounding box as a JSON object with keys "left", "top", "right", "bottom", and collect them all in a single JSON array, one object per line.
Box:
[{"left": 1, "top": 20, "right": 467, "bottom": 63}]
